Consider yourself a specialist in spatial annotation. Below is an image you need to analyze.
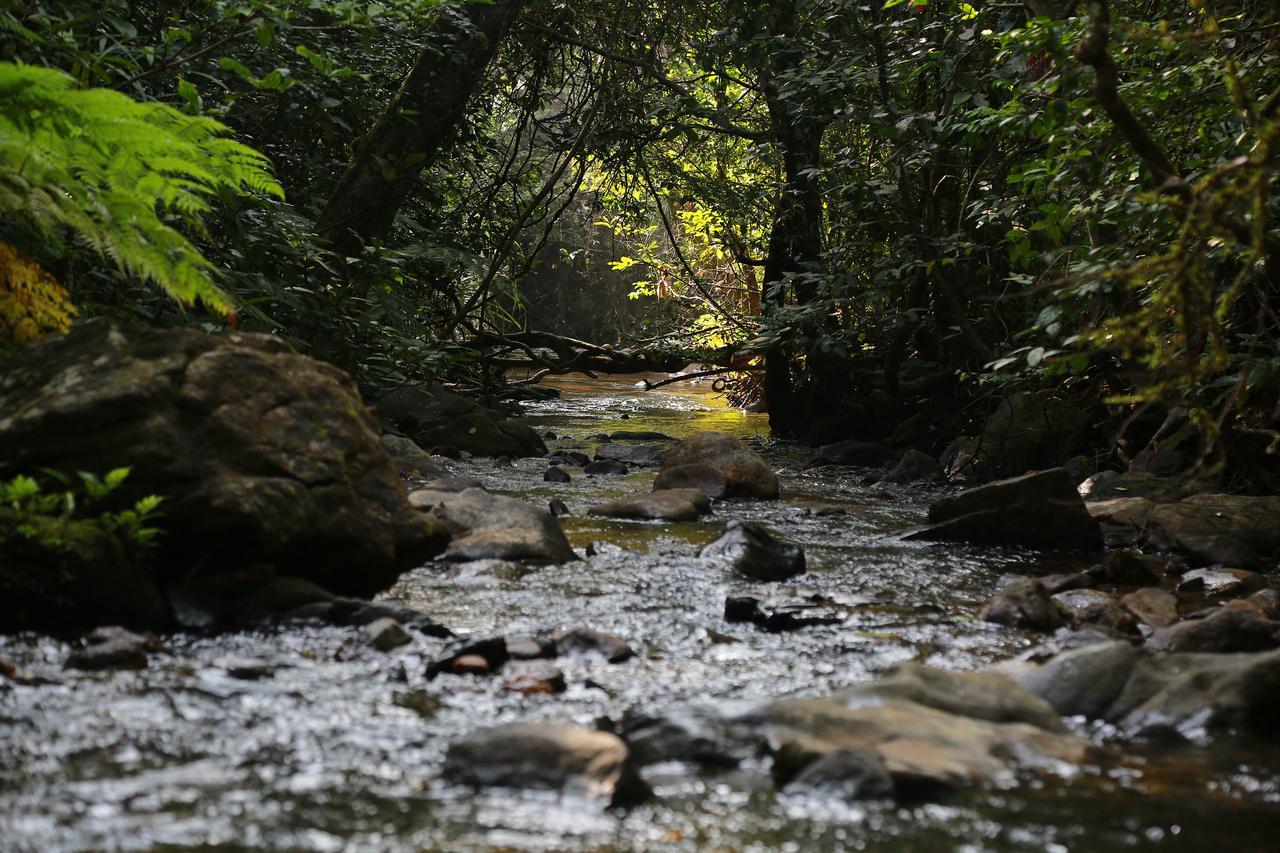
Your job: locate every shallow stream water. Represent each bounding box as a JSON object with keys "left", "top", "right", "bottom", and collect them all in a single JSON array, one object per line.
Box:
[{"left": 2, "top": 375, "right": 1278, "bottom": 850}]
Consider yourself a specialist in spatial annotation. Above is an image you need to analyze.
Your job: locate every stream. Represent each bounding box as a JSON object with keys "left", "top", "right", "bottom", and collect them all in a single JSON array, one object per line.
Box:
[{"left": 2, "top": 375, "right": 1278, "bottom": 850}]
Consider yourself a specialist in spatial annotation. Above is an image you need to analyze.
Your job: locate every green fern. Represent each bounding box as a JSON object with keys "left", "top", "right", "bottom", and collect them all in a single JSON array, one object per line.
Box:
[{"left": 0, "top": 62, "right": 284, "bottom": 318}]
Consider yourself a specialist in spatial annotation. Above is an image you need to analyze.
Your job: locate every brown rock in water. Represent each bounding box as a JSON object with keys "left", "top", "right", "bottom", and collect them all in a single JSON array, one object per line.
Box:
[
  {"left": 1052, "top": 590, "right": 1141, "bottom": 637},
  {"left": 443, "top": 723, "right": 650, "bottom": 806},
  {"left": 450, "top": 654, "right": 491, "bottom": 675},
  {"left": 1087, "top": 493, "right": 1280, "bottom": 567},
  {"left": 0, "top": 321, "right": 446, "bottom": 631},
  {"left": 409, "top": 488, "right": 576, "bottom": 563},
  {"left": 906, "top": 469, "right": 1103, "bottom": 549},
  {"left": 1147, "top": 601, "right": 1280, "bottom": 653},
  {"left": 65, "top": 626, "right": 165, "bottom": 671},
  {"left": 982, "top": 578, "right": 1068, "bottom": 632},
  {"left": 653, "top": 432, "right": 779, "bottom": 499},
  {"left": 1120, "top": 588, "right": 1180, "bottom": 628},
  {"left": 587, "top": 489, "right": 711, "bottom": 522},
  {"left": 501, "top": 661, "right": 567, "bottom": 694}
]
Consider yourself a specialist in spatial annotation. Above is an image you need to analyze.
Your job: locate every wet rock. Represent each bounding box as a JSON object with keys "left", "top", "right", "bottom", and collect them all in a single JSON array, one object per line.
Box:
[
  {"left": 409, "top": 488, "right": 576, "bottom": 564},
  {"left": 808, "top": 440, "right": 897, "bottom": 468},
  {"left": 0, "top": 322, "right": 448, "bottom": 631},
  {"left": 972, "top": 393, "right": 1091, "bottom": 479},
  {"left": 1147, "top": 602, "right": 1280, "bottom": 653},
  {"left": 321, "top": 598, "right": 452, "bottom": 637},
  {"left": 548, "top": 499, "right": 570, "bottom": 518},
  {"left": 427, "top": 636, "right": 508, "bottom": 679},
  {"left": 1052, "top": 590, "right": 1141, "bottom": 637},
  {"left": 493, "top": 455, "right": 514, "bottom": 468},
  {"left": 551, "top": 627, "right": 635, "bottom": 662},
  {"left": 450, "top": 654, "right": 491, "bottom": 675},
  {"left": 609, "top": 431, "right": 673, "bottom": 441},
  {"left": 381, "top": 434, "right": 451, "bottom": 479},
  {"left": 376, "top": 384, "right": 547, "bottom": 458},
  {"left": 443, "top": 723, "right": 650, "bottom": 806},
  {"left": 877, "top": 449, "right": 942, "bottom": 485},
  {"left": 1121, "top": 588, "right": 1180, "bottom": 628},
  {"left": 654, "top": 432, "right": 779, "bottom": 499},
  {"left": 501, "top": 661, "right": 567, "bottom": 694},
  {"left": 1087, "top": 494, "right": 1280, "bottom": 567},
  {"left": 1041, "top": 571, "right": 1098, "bottom": 595},
  {"left": 724, "top": 596, "right": 843, "bottom": 632},
  {"left": 982, "top": 578, "right": 1068, "bottom": 632},
  {"left": 700, "top": 520, "right": 805, "bottom": 581},
  {"left": 583, "top": 459, "right": 628, "bottom": 476},
  {"left": 593, "top": 443, "right": 667, "bottom": 467},
  {"left": 1017, "top": 640, "right": 1142, "bottom": 718},
  {"left": 1016, "top": 642, "right": 1280, "bottom": 738},
  {"left": 907, "top": 468, "right": 1103, "bottom": 550},
  {"left": 840, "top": 662, "right": 1067, "bottom": 732},
  {"left": 547, "top": 450, "right": 590, "bottom": 467},
  {"left": 65, "top": 626, "right": 164, "bottom": 671},
  {"left": 505, "top": 635, "right": 555, "bottom": 660},
  {"left": 1247, "top": 588, "right": 1280, "bottom": 619},
  {"left": 543, "top": 466, "right": 571, "bottom": 483},
  {"left": 422, "top": 477, "right": 487, "bottom": 494},
  {"left": 587, "top": 489, "right": 711, "bottom": 522},
  {"left": 221, "top": 657, "right": 275, "bottom": 680},
  {"left": 781, "top": 748, "right": 895, "bottom": 801},
  {"left": 1178, "top": 568, "right": 1262, "bottom": 598},
  {"left": 363, "top": 617, "right": 413, "bottom": 651},
  {"left": 586, "top": 433, "right": 611, "bottom": 441},
  {"left": 1098, "top": 549, "right": 1165, "bottom": 585},
  {"left": 430, "top": 445, "right": 463, "bottom": 460},
  {"left": 494, "top": 385, "right": 560, "bottom": 402}
]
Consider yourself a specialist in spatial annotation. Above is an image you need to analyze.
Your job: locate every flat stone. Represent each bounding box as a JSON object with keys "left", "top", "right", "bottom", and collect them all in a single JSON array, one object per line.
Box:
[
  {"left": 587, "top": 489, "right": 711, "bottom": 522},
  {"left": 1120, "top": 588, "right": 1180, "bottom": 628}
]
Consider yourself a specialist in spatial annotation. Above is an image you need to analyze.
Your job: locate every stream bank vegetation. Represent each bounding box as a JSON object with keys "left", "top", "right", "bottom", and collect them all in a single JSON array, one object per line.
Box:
[{"left": 1, "top": 0, "right": 1277, "bottom": 483}]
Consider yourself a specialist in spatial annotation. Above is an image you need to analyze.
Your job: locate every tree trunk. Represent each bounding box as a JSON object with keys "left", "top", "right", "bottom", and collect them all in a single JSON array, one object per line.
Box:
[{"left": 315, "top": 0, "right": 524, "bottom": 256}]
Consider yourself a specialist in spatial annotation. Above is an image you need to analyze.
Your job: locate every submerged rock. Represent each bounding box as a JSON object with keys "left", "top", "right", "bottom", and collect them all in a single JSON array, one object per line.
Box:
[
  {"left": 700, "top": 520, "right": 805, "bottom": 581},
  {"left": 654, "top": 432, "right": 779, "bottom": 499},
  {"left": 443, "top": 723, "right": 650, "bottom": 806},
  {"left": 376, "top": 384, "right": 547, "bottom": 458},
  {"left": 409, "top": 488, "right": 576, "bottom": 564},
  {"left": 587, "top": 489, "right": 711, "bottom": 522},
  {"left": 0, "top": 321, "right": 446, "bottom": 631},
  {"left": 724, "top": 595, "right": 844, "bottom": 632},
  {"left": 543, "top": 466, "right": 572, "bottom": 483},
  {"left": 906, "top": 468, "right": 1103, "bottom": 549}
]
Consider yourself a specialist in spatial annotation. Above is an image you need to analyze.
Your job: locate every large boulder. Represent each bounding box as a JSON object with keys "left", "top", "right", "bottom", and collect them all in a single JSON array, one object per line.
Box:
[
  {"left": 906, "top": 468, "right": 1103, "bottom": 549},
  {"left": 972, "top": 393, "right": 1092, "bottom": 479},
  {"left": 443, "top": 723, "right": 649, "bottom": 806},
  {"left": 376, "top": 384, "right": 547, "bottom": 458},
  {"left": 409, "top": 487, "right": 576, "bottom": 563},
  {"left": 653, "top": 432, "right": 779, "bottom": 499},
  {"left": 1087, "top": 493, "right": 1280, "bottom": 566},
  {"left": 0, "top": 321, "right": 446, "bottom": 628}
]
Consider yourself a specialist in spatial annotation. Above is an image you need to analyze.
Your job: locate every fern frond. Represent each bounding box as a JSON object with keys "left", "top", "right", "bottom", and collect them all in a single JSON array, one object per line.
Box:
[
  {"left": 0, "top": 62, "right": 284, "bottom": 319},
  {"left": 0, "top": 239, "right": 77, "bottom": 349}
]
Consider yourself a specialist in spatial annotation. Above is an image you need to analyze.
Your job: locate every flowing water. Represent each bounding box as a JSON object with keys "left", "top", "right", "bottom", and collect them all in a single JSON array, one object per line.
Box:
[{"left": 2, "top": 375, "right": 1278, "bottom": 850}]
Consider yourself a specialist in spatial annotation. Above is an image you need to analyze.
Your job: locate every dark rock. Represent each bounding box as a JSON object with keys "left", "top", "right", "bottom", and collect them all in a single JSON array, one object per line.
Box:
[
  {"left": 1087, "top": 494, "right": 1280, "bottom": 567},
  {"left": 232, "top": 576, "right": 336, "bottom": 619},
  {"left": 363, "top": 617, "right": 413, "bottom": 651},
  {"left": 548, "top": 499, "right": 570, "bottom": 518},
  {"left": 982, "top": 578, "right": 1068, "bottom": 632},
  {"left": 586, "top": 433, "right": 611, "bottom": 442},
  {"left": 544, "top": 466, "right": 571, "bottom": 483},
  {"left": 547, "top": 450, "right": 590, "bottom": 467},
  {"left": 724, "top": 595, "right": 843, "bottom": 632},
  {"left": 493, "top": 455, "right": 514, "bottom": 468},
  {"left": 1077, "top": 470, "right": 1205, "bottom": 502},
  {"left": 1052, "top": 590, "right": 1141, "bottom": 637},
  {"left": 588, "top": 489, "right": 711, "bottom": 522},
  {"left": 377, "top": 384, "right": 547, "bottom": 458},
  {"left": 501, "top": 661, "right": 567, "bottom": 694},
  {"left": 551, "top": 627, "right": 635, "bottom": 662},
  {"left": 221, "top": 657, "right": 275, "bottom": 680},
  {"left": 430, "top": 445, "right": 463, "bottom": 460},
  {"left": 888, "top": 413, "right": 930, "bottom": 447},
  {"left": 427, "top": 636, "right": 509, "bottom": 679},
  {"left": 443, "top": 723, "right": 650, "bottom": 806},
  {"left": 583, "top": 459, "right": 629, "bottom": 476},
  {"left": 494, "top": 385, "right": 561, "bottom": 402},
  {"left": 1017, "top": 641, "right": 1143, "bottom": 718},
  {"left": 0, "top": 322, "right": 448, "bottom": 630},
  {"left": 809, "top": 440, "right": 897, "bottom": 468},
  {"left": 1041, "top": 572, "right": 1098, "bottom": 595},
  {"left": 381, "top": 434, "right": 451, "bottom": 479},
  {"left": 1120, "top": 588, "right": 1180, "bottom": 628},
  {"left": 609, "top": 431, "right": 674, "bottom": 441},
  {"left": 593, "top": 443, "right": 667, "bottom": 467},
  {"left": 1247, "top": 588, "right": 1280, "bottom": 620},
  {"left": 409, "top": 488, "right": 577, "bottom": 564},
  {"left": 907, "top": 468, "right": 1103, "bottom": 550},
  {"left": 65, "top": 626, "right": 164, "bottom": 671},
  {"left": 543, "top": 431, "right": 557, "bottom": 440},
  {"left": 878, "top": 449, "right": 942, "bottom": 484},
  {"left": 781, "top": 748, "right": 895, "bottom": 801},
  {"left": 1147, "top": 602, "right": 1280, "bottom": 653},
  {"left": 1179, "top": 567, "right": 1261, "bottom": 598},
  {"left": 972, "top": 393, "right": 1091, "bottom": 479},
  {"left": 700, "top": 520, "right": 805, "bottom": 581},
  {"left": 323, "top": 599, "right": 452, "bottom": 637},
  {"left": 654, "top": 432, "right": 779, "bottom": 499},
  {"left": 1098, "top": 549, "right": 1164, "bottom": 586}
]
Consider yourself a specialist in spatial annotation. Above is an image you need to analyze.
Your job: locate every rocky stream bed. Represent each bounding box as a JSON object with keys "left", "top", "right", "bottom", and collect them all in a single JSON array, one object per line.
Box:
[{"left": 2, "top": 373, "right": 1279, "bottom": 850}]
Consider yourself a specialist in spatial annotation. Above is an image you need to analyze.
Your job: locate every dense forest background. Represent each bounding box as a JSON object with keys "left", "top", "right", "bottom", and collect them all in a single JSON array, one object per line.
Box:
[{"left": 2, "top": 0, "right": 1278, "bottom": 486}]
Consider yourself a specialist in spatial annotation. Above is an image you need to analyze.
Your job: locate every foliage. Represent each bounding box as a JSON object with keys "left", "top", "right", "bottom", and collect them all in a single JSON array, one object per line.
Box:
[
  {"left": 0, "top": 467, "right": 164, "bottom": 564},
  {"left": 0, "top": 239, "right": 76, "bottom": 349},
  {"left": 0, "top": 61, "right": 283, "bottom": 319}
]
